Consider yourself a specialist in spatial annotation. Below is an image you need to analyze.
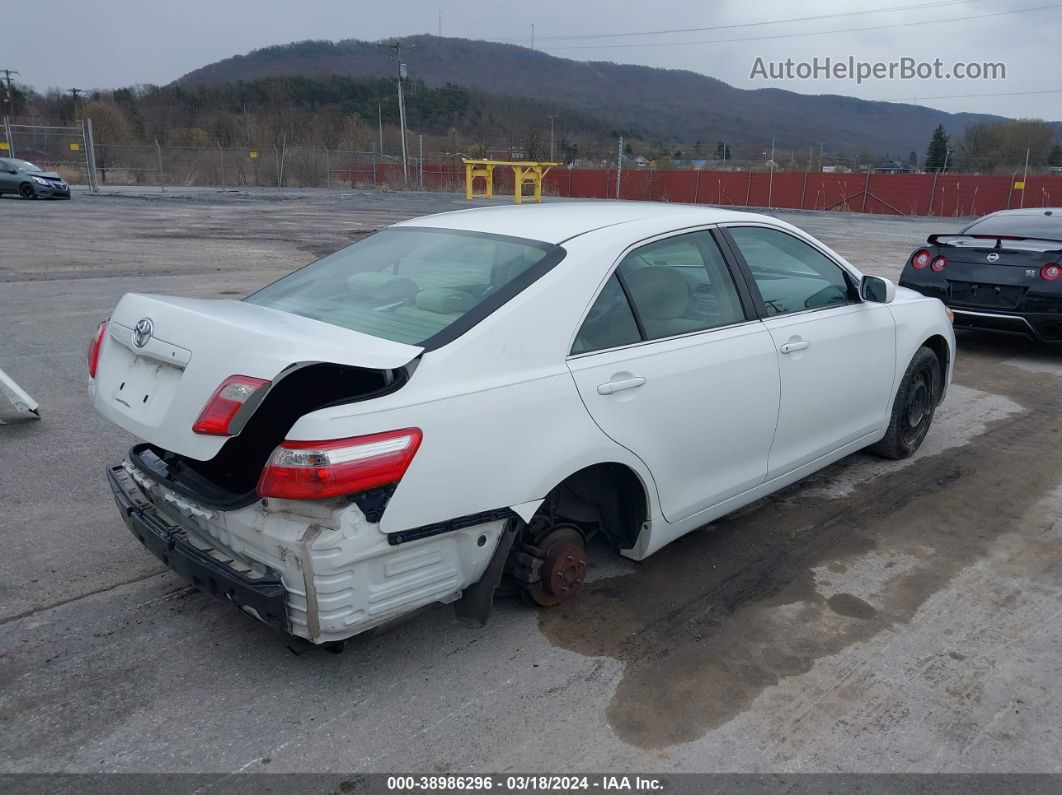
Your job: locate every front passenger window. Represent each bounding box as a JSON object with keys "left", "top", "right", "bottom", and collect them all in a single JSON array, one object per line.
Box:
[{"left": 728, "top": 226, "right": 855, "bottom": 316}]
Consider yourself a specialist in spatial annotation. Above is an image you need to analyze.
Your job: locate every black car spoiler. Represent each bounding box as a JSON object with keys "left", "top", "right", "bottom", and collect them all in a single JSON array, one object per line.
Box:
[{"left": 927, "top": 233, "right": 1062, "bottom": 253}]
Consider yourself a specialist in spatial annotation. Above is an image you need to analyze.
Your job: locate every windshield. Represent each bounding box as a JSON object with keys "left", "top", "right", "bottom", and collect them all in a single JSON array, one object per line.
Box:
[
  {"left": 9, "top": 160, "right": 43, "bottom": 172},
  {"left": 246, "top": 227, "right": 561, "bottom": 346},
  {"left": 961, "top": 212, "right": 1062, "bottom": 241}
]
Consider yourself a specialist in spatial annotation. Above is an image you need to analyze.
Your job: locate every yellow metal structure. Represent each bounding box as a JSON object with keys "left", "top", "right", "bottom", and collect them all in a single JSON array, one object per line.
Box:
[{"left": 463, "top": 159, "right": 560, "bottom": 204}]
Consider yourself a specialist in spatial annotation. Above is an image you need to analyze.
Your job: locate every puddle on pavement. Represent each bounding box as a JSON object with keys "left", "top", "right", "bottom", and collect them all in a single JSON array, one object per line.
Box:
[{"left": 538, "top": 348, "right": 1062, "bottom": 750}]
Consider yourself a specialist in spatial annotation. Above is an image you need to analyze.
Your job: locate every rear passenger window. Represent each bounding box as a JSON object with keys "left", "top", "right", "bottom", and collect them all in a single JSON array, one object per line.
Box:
[
  {"left": 728, "top": 226, "right": 855, "bottom": 316},
  {"left": 617, "top": 232, "right": 746, "bottom": 340},
  {"left": 571, "top": 274, "right": 641, "bottom": 354}
]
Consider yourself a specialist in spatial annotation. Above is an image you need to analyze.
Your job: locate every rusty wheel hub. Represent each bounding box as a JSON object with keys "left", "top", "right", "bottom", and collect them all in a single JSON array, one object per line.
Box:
[{"left": 523, "top": 525, "right": 588, "bottom": 607}]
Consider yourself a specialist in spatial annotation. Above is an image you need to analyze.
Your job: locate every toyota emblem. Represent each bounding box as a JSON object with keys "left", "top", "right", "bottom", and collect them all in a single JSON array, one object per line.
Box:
[{"left": 132, "top": 318, "right": 154, "bottom": 348}]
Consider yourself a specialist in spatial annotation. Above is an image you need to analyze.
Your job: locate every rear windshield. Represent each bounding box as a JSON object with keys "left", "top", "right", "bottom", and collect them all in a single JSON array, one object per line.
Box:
[
  {"left": 246, "top": 227, "right": 560, "bottom": 346},
  {"left": 961, "top": 212, "right": 1062, "bottom": 241}
]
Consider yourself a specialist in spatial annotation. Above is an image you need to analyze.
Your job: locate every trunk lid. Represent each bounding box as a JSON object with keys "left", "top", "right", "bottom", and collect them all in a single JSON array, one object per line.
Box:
[
  {"left": 928, "top": 233, "right": 1061, "bottom": 271},
  {"left": 927, "top": 236, "right": 1062, "bottom": 310},
  {"left": 938, "top": 245, "right": 1057, "bottom": 272},
  {"left": 92, "top": 293, "right": 422, "bottom": 460}
]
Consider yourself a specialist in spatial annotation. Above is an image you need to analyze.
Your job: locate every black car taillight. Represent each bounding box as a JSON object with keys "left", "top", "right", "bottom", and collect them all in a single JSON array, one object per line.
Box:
[
  {"left": 930, "top": 256, "right": 948, "bottom": 272},
  {"left": 911, "top": 249, "right": 931, "bottom": 269},
  {"left": 1041, "top": 263, "right": 1062, "bottom": 282}
]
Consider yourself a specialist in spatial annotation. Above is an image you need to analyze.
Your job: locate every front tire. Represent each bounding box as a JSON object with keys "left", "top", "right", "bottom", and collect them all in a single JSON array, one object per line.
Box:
[
  {"left": 868, "top": 345, "right": 940, "bottom": 460},
  {"left": 19, "top": 183, "right": 36, "bottom": 200}
]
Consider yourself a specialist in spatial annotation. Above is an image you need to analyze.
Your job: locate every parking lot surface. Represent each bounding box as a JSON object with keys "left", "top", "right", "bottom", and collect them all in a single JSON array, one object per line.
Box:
[{"left": 2, "top": 187, "right": 1061, "bottom": 773}]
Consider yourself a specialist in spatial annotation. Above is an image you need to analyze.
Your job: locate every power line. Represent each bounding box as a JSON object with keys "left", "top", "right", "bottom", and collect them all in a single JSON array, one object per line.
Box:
[
  {"left": 532, "top": 4, "right": 1062, "bottom": 51},
  {"left": 495, "top": 0, "right": 986, "bottom": 43},
  {"left": 888, "top": 87, "right": 1062, "bottom": 101}
]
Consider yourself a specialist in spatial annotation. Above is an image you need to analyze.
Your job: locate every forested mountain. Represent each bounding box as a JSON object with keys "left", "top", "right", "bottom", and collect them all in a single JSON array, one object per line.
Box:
[{"left": 177, "top": 35, "right": 1021, "bottom": 158}]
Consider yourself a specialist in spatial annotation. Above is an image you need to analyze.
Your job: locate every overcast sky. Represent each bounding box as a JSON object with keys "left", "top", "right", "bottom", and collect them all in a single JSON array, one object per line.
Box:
[{"left": 7, "top": 0, "right": 1060, "bottom": 120}]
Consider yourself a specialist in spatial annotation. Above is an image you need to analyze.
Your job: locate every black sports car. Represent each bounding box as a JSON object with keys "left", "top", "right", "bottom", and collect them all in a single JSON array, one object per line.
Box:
[{"left": 899, "top": 208, "right": 1062, "bottom": 343}]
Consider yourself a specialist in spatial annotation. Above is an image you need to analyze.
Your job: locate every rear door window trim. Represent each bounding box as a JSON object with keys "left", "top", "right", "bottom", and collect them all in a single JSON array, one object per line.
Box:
[{"left": 567, "top": 223, "right": 757, "bottom": 358}]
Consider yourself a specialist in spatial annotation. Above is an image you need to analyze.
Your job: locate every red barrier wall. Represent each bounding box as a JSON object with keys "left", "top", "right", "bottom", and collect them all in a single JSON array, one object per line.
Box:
[
  {"left": 342, "top": 161, "right": 1061, "bottom": 218},
  {"left": 545, "top": 169, "right": 1062, "bottom": 218}
]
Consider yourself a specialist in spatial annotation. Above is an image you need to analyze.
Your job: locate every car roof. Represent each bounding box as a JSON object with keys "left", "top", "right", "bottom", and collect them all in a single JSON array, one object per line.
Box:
[
  {"left": 393, "top": 201, "right": 780, "bottom": 245},
  {"left": 977, "top": 208, "right": 1062, "bottom": 219}
]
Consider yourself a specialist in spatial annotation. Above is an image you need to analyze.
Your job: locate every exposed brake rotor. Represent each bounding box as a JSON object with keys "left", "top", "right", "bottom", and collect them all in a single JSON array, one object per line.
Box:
[{"left": 521, "top": 524, "right": 588, "bottom": 607}]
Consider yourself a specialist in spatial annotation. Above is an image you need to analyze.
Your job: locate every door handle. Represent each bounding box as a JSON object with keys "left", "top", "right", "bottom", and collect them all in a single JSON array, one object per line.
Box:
[
  {"left": 597, "top": 376, "right": 646, "bottom": 395},
  {"left": 780, "top": 340, "right": 810, "bottom": 354}
]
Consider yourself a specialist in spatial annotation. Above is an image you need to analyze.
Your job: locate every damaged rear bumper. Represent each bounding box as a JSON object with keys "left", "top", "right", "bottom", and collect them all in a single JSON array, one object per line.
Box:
[
  {"left": 108, "top": 464, "right": 288, "bottom": 633},
  {"left": 107, "top": 459, "right": 509, "bottom": 644}
]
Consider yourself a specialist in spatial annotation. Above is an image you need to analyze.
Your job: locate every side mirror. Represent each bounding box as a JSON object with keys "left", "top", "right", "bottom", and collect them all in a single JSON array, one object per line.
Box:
[{"left": 860, "top": 275, "right": 895, "bottom": 304}]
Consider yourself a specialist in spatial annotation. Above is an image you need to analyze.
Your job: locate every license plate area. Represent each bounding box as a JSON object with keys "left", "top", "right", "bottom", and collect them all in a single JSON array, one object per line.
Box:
[
  {"left": 948, "top": 281, "right": 1026, "bottom": 310},
  {"left": 110, "top": 354, "right": 182, "bottom": 421}
]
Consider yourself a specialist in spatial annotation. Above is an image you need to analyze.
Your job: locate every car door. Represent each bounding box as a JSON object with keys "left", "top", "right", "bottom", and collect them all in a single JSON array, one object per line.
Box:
[
  {"left": 567, "top": 229, "right": 780, "bottom": 523},
  {"left": 722, "top": 224, "right": 896, "bottom": 479}
]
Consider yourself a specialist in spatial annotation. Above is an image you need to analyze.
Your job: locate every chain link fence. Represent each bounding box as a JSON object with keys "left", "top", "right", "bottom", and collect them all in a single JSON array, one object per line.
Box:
[
  {"left": 2, "top": 118, "right": 98, "bottom": 189},
  {"left": 4, "top": 118, "right": 1059, "bottom": 217}
]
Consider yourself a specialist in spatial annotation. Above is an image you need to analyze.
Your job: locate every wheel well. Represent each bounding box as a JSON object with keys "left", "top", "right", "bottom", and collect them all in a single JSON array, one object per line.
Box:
[
  {"left": 535, "top": 463, "right": 648, "bottom": 551},
  {"left": 922, "top": 334, "right": 950, "bottom": 401}
]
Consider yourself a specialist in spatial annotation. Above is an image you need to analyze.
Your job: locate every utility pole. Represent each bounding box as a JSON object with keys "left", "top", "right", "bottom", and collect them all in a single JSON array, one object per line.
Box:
[
  {"left": 940, "top": 147, "right": 951, "bottom": 215},
  {"left": 929, "top": 147, "right": 951, "bottom": 216},
  {"left": 1020, "top": 147, "right": 1030, "bottom": 209},
  {"left": 438, "top": 10, "right": 442, "bottom": 36},
  {"left": 768, "top": 138, "right": 776, "bottom": 208},
  {"left": 68, "top": 87, "right": 83, "bottom": 119},
  {"left": 398, "top": 62, "right": 408, "bottom": 186},
  {"left": 615, "top": 136, "right": 623, "bottom": 200},
  {"left": 0, "top": 69, "right": 18, "bottom": 113},
  {"left": 378, "top": 101, "right": 384, "bottom": 157},
  {"left": 548, "top": 115, "right": 555, "bottom": 162},
  {"left": 384, "top": 42, "right": 411, "bottom": 186},
  {"left": 818, "top": 142, "right": 824, "bottom": 172},
  {"left": 531, "top": 24, "right": 535, "bottom": 50}
]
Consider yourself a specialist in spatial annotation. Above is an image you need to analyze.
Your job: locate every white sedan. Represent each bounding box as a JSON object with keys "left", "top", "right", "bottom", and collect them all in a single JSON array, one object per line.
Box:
[{"left": 90, "top": 202, "right": 954, "bottom": 647}]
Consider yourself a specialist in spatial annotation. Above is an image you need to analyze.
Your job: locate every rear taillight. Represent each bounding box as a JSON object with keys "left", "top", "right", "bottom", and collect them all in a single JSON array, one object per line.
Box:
[
  {"left": 87, "top": 320, "right": 107, "bottom": 378},
  {"left": 257, "top": 428, "right": 422, "bottom": 500},
  {"left": 192, "top": 375, "right": 270, "bottom": 436},
  {"left": 911, "top": 249, "right": 931, "bottom": 269},
  {"left": 1041, "top": 263, "right": 1062, "bottom": 281},
  {"left": 930, "top": 255, "right": 948, "bottom": 272}
]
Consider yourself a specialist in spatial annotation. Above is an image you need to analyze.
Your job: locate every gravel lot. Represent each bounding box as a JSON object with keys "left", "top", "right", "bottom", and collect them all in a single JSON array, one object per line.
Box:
[{"left": 2, "top": 187, "right": 1061, "bottom": 775}]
